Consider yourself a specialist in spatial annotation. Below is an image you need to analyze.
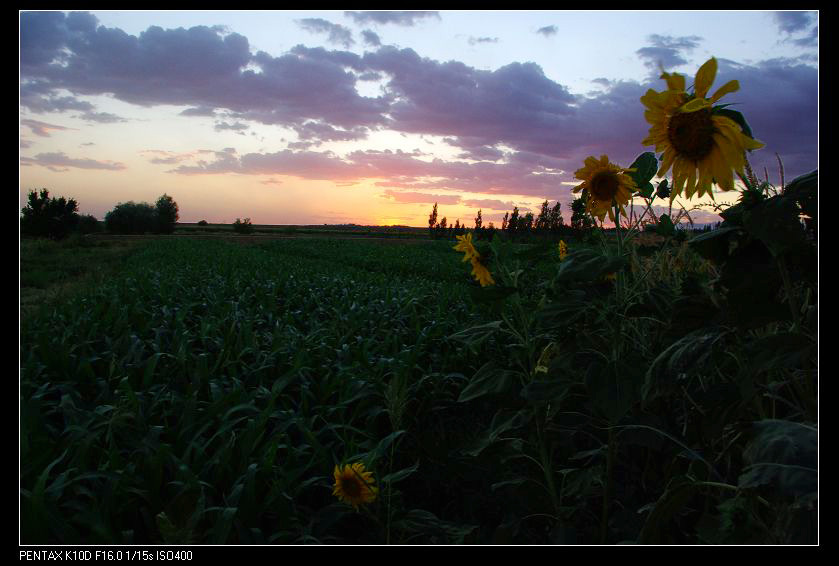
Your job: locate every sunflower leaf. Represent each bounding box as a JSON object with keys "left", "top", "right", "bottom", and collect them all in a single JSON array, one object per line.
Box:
[{"left": 628, "top": 152, "right": 658, "bottom": 188}]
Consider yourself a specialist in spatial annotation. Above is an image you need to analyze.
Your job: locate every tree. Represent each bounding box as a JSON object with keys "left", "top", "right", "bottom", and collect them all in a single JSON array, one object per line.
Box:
[
  {"left": 428, "top": 203, "right": 438, "bottom": 238},
  {"left": 571, "top": 192, "right": 594, "bottom": 231},
  {"left": 548, "top": 201, "right": 563, "bottom": 233},
  {"left": 154, "top": 193, "right": 179, "bottom": 234},
  {"left": 535, "top": 200, "right": 550, "bottom": 232},
  {"left": 21, "top": 188, "right": 79, "bottom": 240},
  {"left": 77, "top": 214, "right": 102, "bottom": 234},
  {"left": 233, "top": 217, "right": 254, "bottom": 234},
  {"left": 506, "top": 207, "right": 519, "bottom": 235}
]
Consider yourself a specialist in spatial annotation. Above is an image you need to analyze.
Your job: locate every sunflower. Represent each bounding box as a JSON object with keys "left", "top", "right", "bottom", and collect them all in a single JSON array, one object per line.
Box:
[
  {"left": 453, "top": 232, "right": 479, "bottom": 262},
  {"left": 641, "top": 57, "right": 764, "bottom": 201},
  {"left": 470, "top": 257, "right": 495, "bottom": 287},
  {"left": 332, "top": 462, "right": 378, "bottom": 509},
  {"left": 572, "top": 155, "right": 637, "bottom": 222}
]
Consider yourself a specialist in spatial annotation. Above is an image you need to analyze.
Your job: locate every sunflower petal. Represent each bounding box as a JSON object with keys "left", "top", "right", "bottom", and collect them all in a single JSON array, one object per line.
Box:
[
  {"left": 694, "top": 57, "right": 718, "bottom": 99},
  {"left": 710, "top": 79, "right": 739, "bottom": 103}
]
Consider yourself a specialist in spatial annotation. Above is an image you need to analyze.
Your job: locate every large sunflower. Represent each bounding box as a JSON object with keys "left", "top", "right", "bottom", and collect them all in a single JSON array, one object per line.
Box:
[
  {"left": 572, "top": 155, "right": 637, "bottom": 222},
  {"left": 641, "top": 57, "right": 764, "bottom": 201},
  {"left": 333, "top": 462, "right": 378, "bottom": 509}
]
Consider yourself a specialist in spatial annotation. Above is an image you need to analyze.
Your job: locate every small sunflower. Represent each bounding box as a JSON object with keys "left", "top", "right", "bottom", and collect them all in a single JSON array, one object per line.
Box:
[
  {"left": 453, "top": 232, "right": 479, "bottom": 262},
  {"left": 332, "top": 462, "right": 378, "bottom": 509},
  {"left": 558, "top": 240, "right": 568, "bottom": 261},
  {"left": 641, "top": 57, "right": 765, "bottom": 201},
  {"left": 470, "top": 257, "right": 495, "bottom": 287},
  {"left": 572, "top": 155, "right": 637, "bottom": 222}
]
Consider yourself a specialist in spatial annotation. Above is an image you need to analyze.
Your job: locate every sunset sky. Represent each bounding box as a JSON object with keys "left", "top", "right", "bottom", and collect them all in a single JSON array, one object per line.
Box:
[{"left": 19, "top": 10, "right": 818, "bottom": 227}]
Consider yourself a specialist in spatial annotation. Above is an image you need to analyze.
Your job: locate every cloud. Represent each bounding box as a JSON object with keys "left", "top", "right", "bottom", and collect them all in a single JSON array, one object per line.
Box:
[
  {"left": 468, "top": 36, "right": 499, "bottom": 46},
  {"left": 21, "top": 151, "right": 126, "bottom": 171},
  {"left": 382, "top": 189, "right": 461, "bottom": 205},
  {"left": 636, "top": 34, "right": 703, "bottom": 72},
  {"left": 344, "top": 11, "right": 440, "bottom": 26},
  {"left": 536, "top": 25, "right": 557, "bottom": 37},
  {"left": 214, "top": 120, "right": 250, "bottom": 132},
  {"left": 180, "top": 106, "right": 217, "bottom": 117},
  {"left": 297, "top": 18, "right": 355, "bottom": 48},
  {"left": 20, "top": 12, "right": 389, "bottom": 132},
  {"left": 76, "top": 111, "right": 127, "bottom": 123},
  {"left": 773, "top": 11, "right": 816, "bottom": 34},
  {"left": 461, "top": 198, "right": 517, "bottom": 210},
  {"left": 361, "top": 30, "right": 381, "bottom": 47},
  {"left": 19, "top": 13, "right": 817, "bottom": 196},
  {"left": 21, "top": 118, "right": 73, "bottom": 137},
  {"left": 791, "top": 27, "right": 818, "bottom": 48}
]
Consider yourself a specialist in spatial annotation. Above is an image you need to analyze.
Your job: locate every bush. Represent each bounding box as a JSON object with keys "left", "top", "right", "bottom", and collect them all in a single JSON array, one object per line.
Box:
[
  {"left": 232, "top": 218, "right": 254, "bottom": 234},
  {"left": 197, "top": 220, "right": 208, "bottom": 226},
  {"left": 21, "top": 189, "right": 79, "bottom": 240},
  {"left": 105, "top": 202, "right": 157, "bottom": 234}
]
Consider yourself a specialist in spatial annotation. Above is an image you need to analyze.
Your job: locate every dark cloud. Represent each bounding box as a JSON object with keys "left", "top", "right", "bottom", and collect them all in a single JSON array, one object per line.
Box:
[
  {"left": 361, "top": 30, "right": 381, "bottom": 47},
  {"left": 297, "top": 18, "right": 354, "bottom": 48},
  {"left": 536, "top": 25, "right": 557, "bottom": 37},
  {"left": 21, "top": 151, "right": 126, "bottom": 172},
  {"left": 344, "top": 11, "right": 440, "bottom": 26},
  {"left": 20, "top": 12, "right": 389, "bottom": 132},
  {"left": 636, "top": 34, "right": 703, "bottom": 72},
  {"left": 774, "top": 11, "right": 816, "bottom": 34}
]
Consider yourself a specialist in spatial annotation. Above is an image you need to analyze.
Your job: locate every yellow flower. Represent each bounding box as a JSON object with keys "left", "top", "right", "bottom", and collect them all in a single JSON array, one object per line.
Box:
[
  {"left": 453, "top": 232, "right": 479, "bottom": 262},
  {"left": 572, "top": 155, "right": 637, "bottom": 222},
  {"left": 558, "top": 240, "right": 568, "bottom": 261},
  {"left": 641, "top": 57, "right": 765, "bottom": 201},
  {"left": 470, "top": 257, "right": 495, "bottom": 287},
  {"left": 332, "top": 462, "right": 378, "bottom": 509}
]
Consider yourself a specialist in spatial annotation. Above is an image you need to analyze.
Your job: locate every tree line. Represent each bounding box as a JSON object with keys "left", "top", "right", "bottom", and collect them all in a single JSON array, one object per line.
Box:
[
  {"left": 428, "top": 193, "right": 595, "bottom": 240},
  {"left": 20, "top": 189, "right": 180, "bottom": 239}
]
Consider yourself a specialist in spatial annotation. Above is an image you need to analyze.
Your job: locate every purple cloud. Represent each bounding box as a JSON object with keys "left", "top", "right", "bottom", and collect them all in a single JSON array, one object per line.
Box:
[
  {"left": 361, "top": 30, "right": 382, "bottom": 47},
  {"left": 344, "top": 11, "right": 440, "bottom": 27},
  {"left": 636, "top": 34, "right": 703, "bottom": 72},
  {"left": 468, "top": 36, "right": 499, "bottom": 46},
  {"left": 21, "top": 151, "right": 126, "bottom": 171},
  {"left": 297, "top": 18, "right": 355, "bottom": 48},
  {"left": 382, "top": 190, "right": 461, "bottom": 205},
  {"left": 774, "top": 11, "right": 816, "bottom": 34}
]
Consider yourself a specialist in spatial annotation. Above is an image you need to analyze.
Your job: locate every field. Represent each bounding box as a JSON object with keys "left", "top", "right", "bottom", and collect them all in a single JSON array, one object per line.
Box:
[{"left": 19, "top": 223, "right": 817, "bottom": 544}]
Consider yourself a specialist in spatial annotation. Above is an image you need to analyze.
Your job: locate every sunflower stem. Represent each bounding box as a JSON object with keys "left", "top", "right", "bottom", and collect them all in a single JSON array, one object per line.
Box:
[{"left": 599, "top": 427, "right": 617, "bottom": 544}]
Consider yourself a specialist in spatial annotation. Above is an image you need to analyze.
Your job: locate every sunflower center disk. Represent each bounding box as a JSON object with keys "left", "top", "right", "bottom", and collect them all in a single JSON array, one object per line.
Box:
[
  {"left": 341, "top": 477, "right": 363, "bottom": 497},
  {"left": 667, "top": 108, "right": 715, "bottom": 161},
  {"left": 589, "top": 171, "right": 620, "bottom": 202}
]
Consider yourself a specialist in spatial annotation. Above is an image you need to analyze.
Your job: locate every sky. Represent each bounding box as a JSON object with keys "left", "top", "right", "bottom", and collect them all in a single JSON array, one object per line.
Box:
[{"left": 19, "top": 10, "right": 818, "bottom": 227}]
